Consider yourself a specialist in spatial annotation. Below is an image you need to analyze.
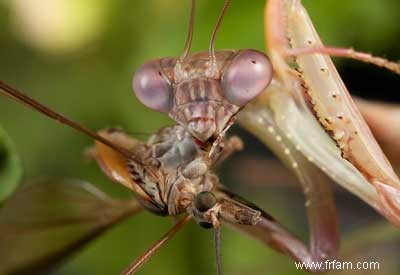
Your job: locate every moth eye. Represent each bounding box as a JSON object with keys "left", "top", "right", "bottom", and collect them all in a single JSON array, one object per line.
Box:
[
  {"left": 194, "top": 191, "right": 217, "bottom": 212},
  {"left": 221, "top": 50, "right": 273, "bottom": 106},
  {"left": 132, "top": 60, "right": 173, "bottom": 113}
]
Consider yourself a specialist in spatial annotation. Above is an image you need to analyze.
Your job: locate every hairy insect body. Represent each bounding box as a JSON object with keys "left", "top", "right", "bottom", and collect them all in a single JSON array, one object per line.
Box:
[
  {"left": 142, "top": 126, "right": 218, "bottom": 216},
  {"left": 94, "top": 126, "right": 215, "bottom": 215},
  {"left": 92, "top": 125, "right": 260, "bottom": 227}
]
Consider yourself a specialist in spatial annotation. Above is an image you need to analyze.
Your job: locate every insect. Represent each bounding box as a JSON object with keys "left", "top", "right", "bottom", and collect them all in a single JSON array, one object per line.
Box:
[{"left": 0, "top": 0, "right": 400, "bottom": 274}]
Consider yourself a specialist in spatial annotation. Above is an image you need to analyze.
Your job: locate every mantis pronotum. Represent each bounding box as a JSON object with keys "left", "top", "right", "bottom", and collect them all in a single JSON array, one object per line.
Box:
[{"left": 0, "top": 0, "right": 400, "bottom": 274}]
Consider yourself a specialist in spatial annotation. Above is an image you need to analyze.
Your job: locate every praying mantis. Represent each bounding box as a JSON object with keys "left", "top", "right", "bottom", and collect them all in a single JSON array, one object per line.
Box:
[{"left": 0, "top": 0, "right": 400, "bottom": 274}]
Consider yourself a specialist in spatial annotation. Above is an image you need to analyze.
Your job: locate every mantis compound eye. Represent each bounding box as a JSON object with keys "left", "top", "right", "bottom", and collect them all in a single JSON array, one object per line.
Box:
[
  {"left": 132, "top": 60, "right": 173, "bottom": 113},
  {"left": 221, "top": 50, "right": 273, "bottom": 106},
  {"left": 194, "top": 191, "right": 217, "bottom": 212}
]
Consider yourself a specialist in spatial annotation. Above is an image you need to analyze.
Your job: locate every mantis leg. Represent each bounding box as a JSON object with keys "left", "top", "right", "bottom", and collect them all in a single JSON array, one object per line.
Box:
[
  {"left": 221, "top": 178, "right": 338, "bottom": 272},
  {"left": 265, "top": 0, "right": 400, "bottom": 227},
  {"left": 355, "top": 99, "right": 400, "bottom": 216},
  {"left": 355, "top": 98, "right": 400, "bottom": 171},
  {"left": 212, "top": 135, "right": 244, "bottom": 166},
  {"left": 265, "top": 0, "right": 400, "bottom": 76},
  {"left": 286, "top": 46, "right": 400, "bottom": 76},
  {"left": 237, "top": 99, "right": 339, "bottom": 271}
]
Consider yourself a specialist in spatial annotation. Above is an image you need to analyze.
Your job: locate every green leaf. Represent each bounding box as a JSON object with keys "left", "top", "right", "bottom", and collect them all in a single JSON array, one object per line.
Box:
[
  {"left": 0, "top": 179, "right": 140, "bottom": 275},
  {"left": 0, "top": 126, "right": 22, "bottom": 203}
]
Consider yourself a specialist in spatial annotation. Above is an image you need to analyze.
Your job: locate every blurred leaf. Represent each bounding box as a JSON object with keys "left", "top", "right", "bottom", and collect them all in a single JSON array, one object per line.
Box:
[
  {"left": 10, "top": 0, "right": 109, "bottom": 54},
  {"left": 0, "top": 179, "right": 140, "bottom": 275},
  {"left": 0, "top": 126, "right": 22, "bottom": 203}
]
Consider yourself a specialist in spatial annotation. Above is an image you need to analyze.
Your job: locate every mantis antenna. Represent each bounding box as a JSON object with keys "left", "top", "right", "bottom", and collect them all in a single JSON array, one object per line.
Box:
[
  {"left": 181, "top": 0, "right": 196, "bottom": 60},
  {"left": 209, "top": 0, "right": 232, "bottom": 60}
]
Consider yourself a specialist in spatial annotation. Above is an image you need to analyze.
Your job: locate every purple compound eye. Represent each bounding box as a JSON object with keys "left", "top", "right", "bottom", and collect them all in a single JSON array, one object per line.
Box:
[
  {"left": 221, "top": 50, "right": 273, "bottom": 106},
  {"left": 132, "top": 60, "right": 173, "bottom": 113}
]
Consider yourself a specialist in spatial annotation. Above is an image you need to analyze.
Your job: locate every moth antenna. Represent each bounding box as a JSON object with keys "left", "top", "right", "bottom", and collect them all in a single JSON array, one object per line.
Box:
[
  {"left": 0, "top": 80, "right": 136, "bottom": 160},
  {"left": 181, "top": 0, "right": 196, "bottom": 60},
  {"left": 209, "top": 0, "right": 231, "bottom": 61},
  {"left": 214, "top": 227, "right": 223, "bottom": 275}
]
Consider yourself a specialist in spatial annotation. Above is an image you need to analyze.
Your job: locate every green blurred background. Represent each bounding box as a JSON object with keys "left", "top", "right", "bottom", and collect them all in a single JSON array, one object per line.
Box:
[{"left": 0, "top": 0, "right": 400, "bottom": 274}]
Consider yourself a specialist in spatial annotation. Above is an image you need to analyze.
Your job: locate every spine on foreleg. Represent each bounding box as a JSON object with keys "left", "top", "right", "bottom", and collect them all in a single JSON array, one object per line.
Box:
[{"left": 283, "top": 0, "right": 400, "bottom": 226}]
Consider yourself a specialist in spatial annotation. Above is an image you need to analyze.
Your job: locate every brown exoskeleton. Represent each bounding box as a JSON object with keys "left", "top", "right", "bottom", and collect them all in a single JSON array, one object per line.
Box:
[{"left": 1, "top": 0, "right": 400, "bottom": 274}]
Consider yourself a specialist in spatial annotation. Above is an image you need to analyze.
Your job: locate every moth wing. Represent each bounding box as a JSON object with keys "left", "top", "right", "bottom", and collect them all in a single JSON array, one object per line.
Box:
[{"left": 0, "top": 179, "right": 140, "bottom": 274}]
